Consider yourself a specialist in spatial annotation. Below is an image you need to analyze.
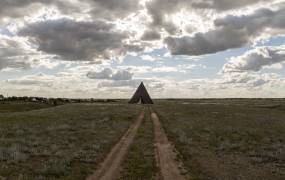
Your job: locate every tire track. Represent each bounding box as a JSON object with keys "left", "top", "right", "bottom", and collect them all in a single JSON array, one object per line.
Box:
[
  {"left": 86, "top": 109, "right": 145, "bottom": 180},
  {"left": 151, "top": 108, "right": 187, "bottom": 180}
]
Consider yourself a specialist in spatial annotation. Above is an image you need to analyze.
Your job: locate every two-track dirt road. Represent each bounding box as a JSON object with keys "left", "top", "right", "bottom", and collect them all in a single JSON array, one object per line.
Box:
[
  {"left": 87, "top": 110, "right": 145, "bottom": 180},
  {"left": 151, "top": 109, "right": 186, "bottom": 180},
  {"left": 87, "top": 107, "right": 187, "bottom": 180}
]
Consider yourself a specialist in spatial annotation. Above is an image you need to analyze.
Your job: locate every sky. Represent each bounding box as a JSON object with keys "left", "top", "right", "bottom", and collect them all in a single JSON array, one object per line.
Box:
[{"left": 1, "top": 0, "right": 285, "bottom": 98}]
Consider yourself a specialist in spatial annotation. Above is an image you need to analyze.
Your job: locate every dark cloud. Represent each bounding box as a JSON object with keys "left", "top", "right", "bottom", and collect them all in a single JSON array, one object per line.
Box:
[
  {"left": 0, "top": 0, "right": 43, "bottom": 18},
  {"left": 165, "top": 6, "right": 285, "bottom": 56},
  {"left": 87, "top": 68, "right": 133, "bottom": 80},
  {"left": 146, "top": 0, "right": 181, "bottom": 34},
  {"left": 191, "top": 0, "right": 266, "bottom": 11},
  {"left": 0, "top": 37, "right": 34, "bottom": 70},
  {"left": 222, "top": 46, "right": 285, "bottom": 73},
  {"left": 141, "top": 30, "right": 161, "bottom": 41},
  {"left": 0, "top": 0, "right": 140, "bottom": 21},
  {"left": 123, "top": 44, "right": 146, "bottom": 53},
  {"left": 0, "top": 56, "right": 32, "bottom": 70},
  {"left": 87, "top": 0, "right": 141, "bottom": 19},
  {"left": 0, "top": 0, "right": 78, "bottom": 19},
  {"left": 0, "top": 0, "right": 268, "bottom": 20},
  {"left": 87, "top": 68, "right": 113, "bottom": 79},
  {"left": 164, "top": 28, "right": 248, "bottom": 55},
  {"left": 19, "top": 18, "right": 131, "bottom": 61},
  {"left": 145, "top": 0, "right": 267, "bottom": 34}
]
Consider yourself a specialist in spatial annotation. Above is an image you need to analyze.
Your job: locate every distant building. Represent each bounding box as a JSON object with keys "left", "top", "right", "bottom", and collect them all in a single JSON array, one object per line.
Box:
[
  {"left": 31, "top": 97, "right": 37, "bottom": 102},
  {"left": 129, "top": 82, "right": 153, "bottom": 104}
]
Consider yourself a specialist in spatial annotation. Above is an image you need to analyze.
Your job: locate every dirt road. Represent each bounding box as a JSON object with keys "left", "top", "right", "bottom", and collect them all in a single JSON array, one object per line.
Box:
[
  {"left": 86, "top": 110, "right": 145, "bottom": 180},
  {"left": 151, "top": 109, "right": 187, "bottom": 180}
]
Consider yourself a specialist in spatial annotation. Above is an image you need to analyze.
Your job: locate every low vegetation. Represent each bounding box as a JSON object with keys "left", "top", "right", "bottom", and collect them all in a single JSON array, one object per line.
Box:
[
  {"left": 0, "top": 101, "right": 53, "bottom": 113},
  {"left": 118, "top": 108, "right": 158, "bottom": 180},
  {"left": 1, "top": 99, "right": 284, "bottom": 180},
  {"left": 155, "top": 99, "right": 285, "bottom": 180},
  {"left": 0, "top": 102, "right": 140, "bottom": 179}
]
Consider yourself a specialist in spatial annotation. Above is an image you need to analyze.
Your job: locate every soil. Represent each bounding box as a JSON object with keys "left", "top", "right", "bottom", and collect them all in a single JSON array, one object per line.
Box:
[
  {"left": 151, "top": 109, "right": 187, "bottom": 180},
  {"left": 87, "top": 107, "right": 188, "bottom": 180},
  {"left": 86, "top": 110, "right": 145, "bottom": 180}
]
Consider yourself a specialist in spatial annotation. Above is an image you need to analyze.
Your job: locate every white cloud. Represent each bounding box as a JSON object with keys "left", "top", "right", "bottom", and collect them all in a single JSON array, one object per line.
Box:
[
  {"left": 87, "top": 68, "right": 113, "bottom": 79},
  {"left": 117, "top": 63, "right": 206, "bottom": 75},
  {"left": 145, "top": 0, "right": 272, "bottom": 35},
  {"left": 221, "top": 72, "right": 270, "bottom": 87},
  {"left": 141, "top": 55, "right": 157, "bottom": 61},
  {"left": 264, "top": 63, "right": 283, "bottom": 70},
  {"left": 19, "top": 18, "right": 139, "bottom": 62},
  {"left": 111, "top": 70, "right": 133, "bottom": 80},
  {"left": 152, "top": 66, "right": 177, "bottom": 73},
  {"left": 0, "top": 35, "right": 59, "bottom": 71},
  {"left": 98, "top": 79, "right": 140, "bottom": 88},
  {"left": 222, "top": 45, "right": 285, "bottom": 73},
  {"left": 165, "top": 4, "right": 285, "bottom": 55},
  {"left": 0, "top": 0, "right": 141, "bottom": 21},
  {"left": 1, "top": 0, "right": 285, "bottom": 98},
  {"left": 7, "top": 73, "right": 56, "bottom": 87},
  {"left": 87, "top": 68, "right": 133, "bottom": 80}
]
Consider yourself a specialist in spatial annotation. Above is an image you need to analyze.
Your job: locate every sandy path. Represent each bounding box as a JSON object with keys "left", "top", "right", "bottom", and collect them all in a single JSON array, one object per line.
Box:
[
  {"left": 86, "top": 110, "right": 145, "bottom": 180},
  {"left": 151, "top": 109, "right": 187, "bottom": 180}
]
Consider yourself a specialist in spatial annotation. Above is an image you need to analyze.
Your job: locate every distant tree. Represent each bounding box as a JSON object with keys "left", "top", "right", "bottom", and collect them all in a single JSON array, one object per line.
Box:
[{"left": 11, "top": 96, "right": 17, "bottom": 101}]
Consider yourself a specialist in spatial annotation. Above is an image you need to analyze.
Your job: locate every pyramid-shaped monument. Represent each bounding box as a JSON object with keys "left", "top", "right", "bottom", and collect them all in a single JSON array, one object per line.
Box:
[{"left": 129, "top": 82, "right": 153, "bottom": 104}]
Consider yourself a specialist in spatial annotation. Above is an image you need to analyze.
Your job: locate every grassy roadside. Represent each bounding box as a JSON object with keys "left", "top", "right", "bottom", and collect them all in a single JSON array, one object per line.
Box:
[
  {"left": 0, "top": 101, "right": 53, "bottom": 113},
  {"left": 155, "top": 99, "right": 285, "bottom": 180},
  {"left": 0, "top": 103, "right": 141, "bottom": 179},
  {"left": 118, "top": 106, "right": 158, "bottom": 180}
]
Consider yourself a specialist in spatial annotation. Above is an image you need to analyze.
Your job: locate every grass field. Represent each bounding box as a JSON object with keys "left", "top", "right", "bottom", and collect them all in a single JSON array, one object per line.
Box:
[
  {"left": 0, "top": 102, "right": 141, "bottom": 179},
  {"left": 118, "top": 107, "right": 157, "bottom": 180},
  {"left": 155, "top": 99, "right": 285, "bottom": 180},
  {"left": 0, "top": 99, "right": 285, "bottom": 180},
  {"left": 0, "top": 101, "right": 53, "bottom": 113}
]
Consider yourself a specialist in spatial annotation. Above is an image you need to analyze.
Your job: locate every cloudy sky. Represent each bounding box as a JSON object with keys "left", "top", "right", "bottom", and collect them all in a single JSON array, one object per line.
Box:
[{"left": 1, "top": 0, "right": 285, "bottom": 98}]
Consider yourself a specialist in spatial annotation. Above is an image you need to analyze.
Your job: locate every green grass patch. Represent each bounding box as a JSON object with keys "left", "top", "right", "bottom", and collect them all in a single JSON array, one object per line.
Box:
[
  {"left": 0, "top": 102, "right": 141, "bottom": 179},
  {"left": 0, "top": 101, "right": 53, "bottom": 113},
  {"left": 119, "top": 107, "right": 158, "bottom": 180},
  {"left": 154, "top": 99, "right": 285, "bottom": 180}
]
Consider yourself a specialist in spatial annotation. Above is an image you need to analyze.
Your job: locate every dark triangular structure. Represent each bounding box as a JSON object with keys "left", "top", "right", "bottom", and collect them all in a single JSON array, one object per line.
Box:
[{"left": 129, "top": 82, "right": 153, "bottom": 104}]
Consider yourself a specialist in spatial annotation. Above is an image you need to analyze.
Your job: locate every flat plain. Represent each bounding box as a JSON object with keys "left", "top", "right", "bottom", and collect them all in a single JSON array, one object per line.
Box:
[
  {"left": 0, "top": 101, "right": 140, "bottom": 179},
  {"left": 155, "top": 99, "right": 285, "bottom": 180},
  {"left": 0, "top": 99, "right": 285, "bottom": 180}
]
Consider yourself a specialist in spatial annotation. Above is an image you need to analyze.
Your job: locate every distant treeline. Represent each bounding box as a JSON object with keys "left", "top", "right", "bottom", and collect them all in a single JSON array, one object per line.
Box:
[{"left": 0, "top": 95, "right": 116, "bottom": 105}]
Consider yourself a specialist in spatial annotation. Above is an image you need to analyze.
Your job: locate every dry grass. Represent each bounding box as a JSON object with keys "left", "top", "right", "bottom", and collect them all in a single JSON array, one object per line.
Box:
[
  {"left": 0, "top": 101, "right": 53, "bottom": 113},
  {"left": 0, "top": 102, "right": 141, "bottom": 179},
  {"left": 154, "top": 99, "right": 285, "bottom": 180},
  {"left": 2, "top": 99, "right": 285, "bottom": 180},
  {"left": 118, "top": 107, "right": 158, "bottom": 180}
]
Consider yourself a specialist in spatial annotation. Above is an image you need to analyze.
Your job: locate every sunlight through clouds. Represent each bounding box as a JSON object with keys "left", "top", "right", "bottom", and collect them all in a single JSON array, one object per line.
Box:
[{"left": 0, "top": 0, "right": 285, "bottom": 98}]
